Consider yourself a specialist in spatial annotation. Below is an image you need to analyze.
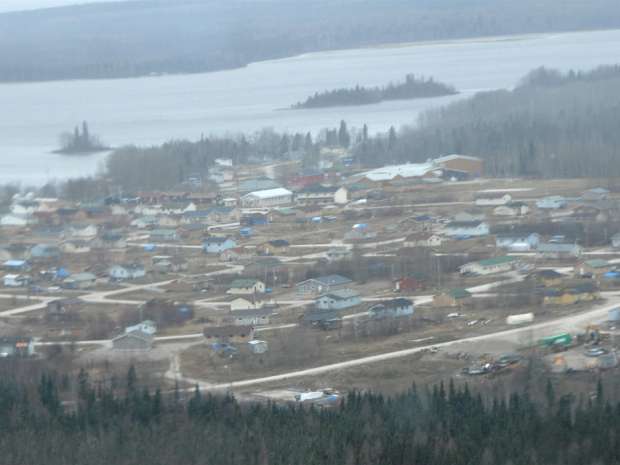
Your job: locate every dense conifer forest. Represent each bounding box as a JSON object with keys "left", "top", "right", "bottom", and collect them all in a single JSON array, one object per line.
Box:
[
  {"left": 0, "top": 361, "right": 619, "bottom": 465},
  {"left": 293, "top": 75, "right": 457, "bottom": 109},
  {"left": 355, "top": 65, "right": 620, "bottom": 178}
]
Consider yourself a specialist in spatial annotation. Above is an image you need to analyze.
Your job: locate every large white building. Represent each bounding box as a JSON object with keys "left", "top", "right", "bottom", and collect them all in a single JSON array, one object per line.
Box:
[
  {"left": 241, "top": 188, "right": 293, "bottom": 208},
  {"left": 358, "top": 162, "right": 438, "bottom": 182}
]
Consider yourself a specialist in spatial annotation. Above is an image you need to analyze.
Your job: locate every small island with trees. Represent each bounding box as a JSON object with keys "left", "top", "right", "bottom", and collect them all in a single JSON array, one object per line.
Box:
[
  {"left": 292, "top": 74, "right": 458, "bottom": 109},
  {"left": 55, "top": 121, "right": 110, "bottom": 155}
]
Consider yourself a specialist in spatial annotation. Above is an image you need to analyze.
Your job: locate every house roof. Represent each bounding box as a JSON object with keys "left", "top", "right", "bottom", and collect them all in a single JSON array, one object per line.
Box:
[
  {"left": 446, "top": 221, "right": 484, "bottom": 229},
  {"left": 474, "top": 256, "right": 519, "bottom": 267},
  {"left": 446, "top": 288, "right": 472, "bottom": 299},
  {"left": 318, "top": 289, "right": 360, "bottom": 300},
  {"left": 204, "top": 236, "right": 234, "bottom": 244},
  {"left": 535, "top": 269, "right": 564, "bottom": 279},
  {"left": 231, "top": 308, "right": 273, "bottom": 318},
  {"left": 434, "top": 154, "right": 482, "bottom": 163},
  {"left": 583, "top": 259, "right": 610, "bottom": 269},
  {"left": 298, "top": 274, "right": 352, "bottom": 287},
  {"left": 66, "top": 272, "right": 96, "bottom": 282},
  {"left": 203, "top": 325, "right": 254, "bottom": 338},
  {"left": 113, "top": 330, "right": 154, "bottom": 344},
  {"left": 243, "top": 188, "right": 292, "bottom": 200},
  {"left": 298, "top": 184, "right": 338, "bottom": 194},
  {"left": 302, "top": 309, "right": 341, "bottom": 322},
  {"left": 267, "top": 239, "right": 290, "bottom": 247},
  {"left": 370, "top": 298, "right": 413, "bottom": 310},
  {"left": 230, "top": 278, "right": 262, "bottom": 289},
  {"left": 359, "top": 162, "right": 436, "bottom": 182},
  {"left": 538, "top": 243, "right": 580, "bottom": 253}
]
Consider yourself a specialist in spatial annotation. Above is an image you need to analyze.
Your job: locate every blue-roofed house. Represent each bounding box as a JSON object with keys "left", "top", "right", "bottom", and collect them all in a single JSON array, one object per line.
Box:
[{"left": 3, "top": 260, "right": 30, "bottom": 272}]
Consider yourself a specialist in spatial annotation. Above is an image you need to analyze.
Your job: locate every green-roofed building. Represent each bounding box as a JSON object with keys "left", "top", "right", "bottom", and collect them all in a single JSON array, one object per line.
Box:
[
  {"left": 460, "top": 255, "right": 520, "bottom": 275},
  {"left": 434, "top": 288, "right": 473, "bottom": 308}
]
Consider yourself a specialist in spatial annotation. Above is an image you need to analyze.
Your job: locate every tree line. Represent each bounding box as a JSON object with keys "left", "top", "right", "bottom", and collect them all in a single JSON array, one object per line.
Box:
[
  {"left": 293, "top": 75, "right": 457, "bottom": 109},
  {"left": 0, "top": 360, "right": 619, "bottom": 464}
]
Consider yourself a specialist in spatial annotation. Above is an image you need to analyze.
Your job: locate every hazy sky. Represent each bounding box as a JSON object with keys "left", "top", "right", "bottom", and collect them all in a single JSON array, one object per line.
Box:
[{"left": 0, "top": 0, "right": 127, "bottom": 13}]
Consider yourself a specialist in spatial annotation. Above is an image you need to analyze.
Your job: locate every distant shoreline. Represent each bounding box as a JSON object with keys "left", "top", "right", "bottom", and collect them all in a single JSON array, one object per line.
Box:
[
  {"left": 52, "top": 146, "right": 111, "bottom": 156},
  {"left": 0, "top": 28, "right": 618, "bottom": 86}
]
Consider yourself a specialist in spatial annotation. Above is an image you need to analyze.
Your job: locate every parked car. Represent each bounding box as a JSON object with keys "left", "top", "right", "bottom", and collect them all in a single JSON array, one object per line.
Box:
[{"left": 585, "top": 347, "right": 607, "bottom": 357}]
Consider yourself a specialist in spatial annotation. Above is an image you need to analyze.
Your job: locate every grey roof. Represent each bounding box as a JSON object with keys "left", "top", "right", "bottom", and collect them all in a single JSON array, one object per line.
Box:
[
  {"left": 300, "top": 274, "right": 352, "bottom": 287},
  {"left": 537, "top": 243, "right": 580, "bottom": 253},
  {"left": 446, "top": 221, "right": 484, "bottom": 228},
  {"left": 318, "top": 289, "right": 360, "bottom": 300},
  {"left": 231, "top": 308, "right": 273, "bottom": 318},
  {"left": 204, "top": 236, "right": 234, "bottom": 244},
  {"left": 369, "top": 298, "right": 413, "bottom": 310},
  {"left": 302, "top": 309, "right": 341, "bottom": 322}
]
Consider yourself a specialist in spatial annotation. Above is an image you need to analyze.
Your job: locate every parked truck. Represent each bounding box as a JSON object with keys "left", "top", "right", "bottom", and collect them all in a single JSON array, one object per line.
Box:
[{"left": 539, "top": 333, "right": 572, "bottom": 350}]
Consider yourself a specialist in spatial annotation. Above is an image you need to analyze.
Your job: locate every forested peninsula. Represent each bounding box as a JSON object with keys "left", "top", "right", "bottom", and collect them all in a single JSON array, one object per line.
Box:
[{"left": 292, "top": 74, "right": 457, "bottom": 109}]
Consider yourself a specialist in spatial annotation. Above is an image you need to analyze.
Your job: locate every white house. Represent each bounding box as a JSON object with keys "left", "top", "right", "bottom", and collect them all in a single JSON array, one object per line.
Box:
[
  {"left": 3, "top": 274, "right": 29, "bottom": 287},
  {"left": 536, "top": 243, "right": 582, "bottom": 259},
  {"left": 241, "top": 188, "right": 293, "bottom": 208},
  {"left": 63, "top": 272, "right": 97, "bottom": 289},
  {"left": 404, "top": 232, "right": 444, "bottom": 248},
  {"left": 296, "top": 274, "right": 353, "bottom": 296},
  {"left": 475, "top": 193, "right": 512, "bottom": 206},
  {"left": 443, "top": 221, "right": 490, "bottom": 237},
  {"left": 295, "top": 185, "right": 349, "bottom": 206},
  {"left": 125, "top": 320, "right": 157, "bottom": 336},
  {"left": 326, "top": 247, "right": 353, "bottom": 262},
  {"left": 453, "top": 210, "right": 486, "bottom": 223},
  {"left": 109, "top": 264, "right": 146, "bottom": 280},
  {"left": 536, "top": 196, "right": 567, "bottom": 210},
  {"left": 61, "top": 240, "right": 92, "bottom": 254},
  {"left": 203, "top": 237, "right": 237, "bottom": 254},
  {"left": 495, "top": 233, "right": 540, "bottom": 252},
  {"left": 368, "top": 298, "right": 414, "bottom": 320},
  {"left": 460, "top": 256, "right": 520, "bottom": 275},
  {"left": 493, "top": 202, "right": 529, "bottom": 217},
  {"left": 230, "top": 308, "right": 272, "bottom": 326},
  {"left": 0, "top": 214, "right": 36, "bottom": 227},
  {"left": 69, "top": 224, "right": 98, "bottom": 239},
  {"left": 230, "top": 297, "right": 264, "bottom": 312},
  {"left": 582, "top": 187, "right": 609, "bottom": 201},
  {"left": 315, "top": 289, "right": 361, "bottom": 310},
  {"left": 228, "top": 279, "right": 266, "bottom": 295},
  {"left": 358, "top": 162, "right": 438, "bottom": 182}
]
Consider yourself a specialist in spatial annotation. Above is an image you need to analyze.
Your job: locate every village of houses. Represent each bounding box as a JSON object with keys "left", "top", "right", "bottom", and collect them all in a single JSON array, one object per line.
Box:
[{"left": 1, "top": 151, "right": 620, "bottom": 400}]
